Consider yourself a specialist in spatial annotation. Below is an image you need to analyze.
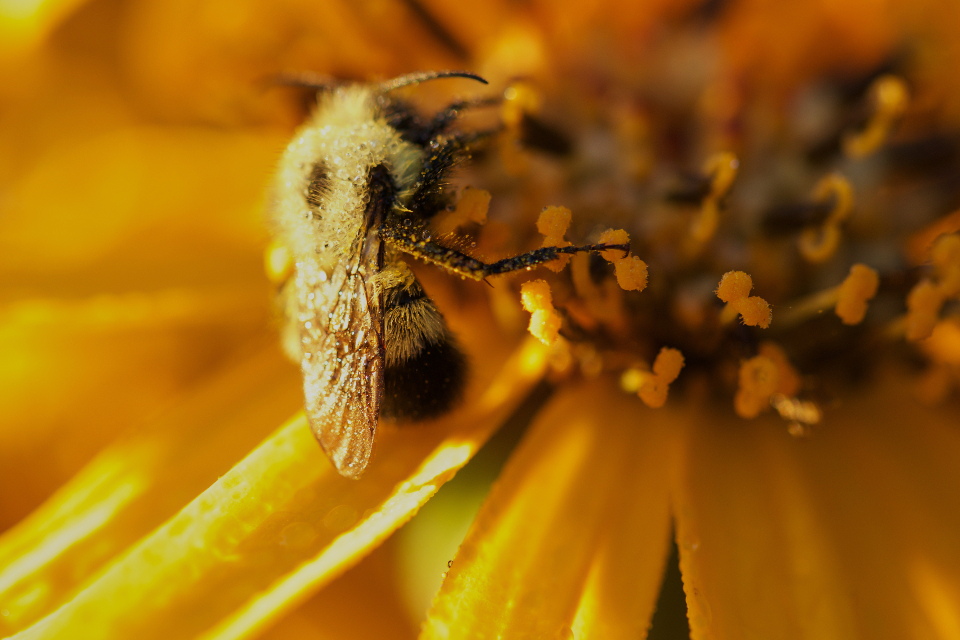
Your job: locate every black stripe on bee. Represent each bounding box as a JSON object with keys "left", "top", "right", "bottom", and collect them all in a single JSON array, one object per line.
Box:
[{"left": 381, "top": 273, "right": 467, "bottom": 420}]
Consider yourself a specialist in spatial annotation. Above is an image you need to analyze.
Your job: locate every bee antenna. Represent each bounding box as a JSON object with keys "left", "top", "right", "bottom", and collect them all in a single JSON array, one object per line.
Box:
[{"left": 380, "top": 70, "right": 488, "bottom": 93}]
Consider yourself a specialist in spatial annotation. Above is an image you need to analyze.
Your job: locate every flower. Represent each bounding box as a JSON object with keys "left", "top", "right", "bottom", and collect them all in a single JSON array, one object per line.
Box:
[{"left": 2, "top": 1, "right": 960, "bottom": 639}]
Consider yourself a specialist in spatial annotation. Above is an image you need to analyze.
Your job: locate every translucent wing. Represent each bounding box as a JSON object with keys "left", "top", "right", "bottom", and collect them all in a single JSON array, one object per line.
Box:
[{"left": 296, "top": 256, "right": 383, "bottom": 478}]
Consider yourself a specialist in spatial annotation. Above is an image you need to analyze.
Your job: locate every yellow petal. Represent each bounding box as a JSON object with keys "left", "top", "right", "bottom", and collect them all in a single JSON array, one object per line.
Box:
[
  {"left": 2, "top": 301, "right": 546, "bottom": 639},
  {"left": 674, "top": 375, "right": 960, "bottom": 640},
  {"left": 0, "top": 0, "right": 90, "bottom": 58},
  {"left": 422, "top": 379, "right": 675, "bottom": 640},
  {"left": 1, "top": 127, "right": 281, "bottom": 289},
  {"left": 0, "top": 344, "right": 302, "bottom": 635},
  {"left": 260, "top": 539, "right": 417, "bottom": 640},
  {"left": 0, "top": 289, "right": 271, "bottom": 530}
]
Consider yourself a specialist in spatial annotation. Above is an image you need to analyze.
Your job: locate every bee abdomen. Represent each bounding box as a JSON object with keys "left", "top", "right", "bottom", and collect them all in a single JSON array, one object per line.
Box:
[{"left": 381, "top": 276, "right": 466, "bottom": 420}]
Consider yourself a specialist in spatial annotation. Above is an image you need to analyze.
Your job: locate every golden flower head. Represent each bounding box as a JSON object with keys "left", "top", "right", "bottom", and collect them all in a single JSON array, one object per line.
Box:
[{"left": 2, "top": 1, "right": 960, "bottom": 639}]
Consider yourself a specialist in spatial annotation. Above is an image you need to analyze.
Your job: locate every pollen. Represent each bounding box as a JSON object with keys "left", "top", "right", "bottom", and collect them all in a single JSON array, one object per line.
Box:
[
  {"left": 598, "top": 228, "right": 630, "bottom": 262},
  {"left": 597, "top": 229, "right": 648, "bottom": 291},
  {"left": 537, "top": 206, "right": 574, "bottom": 272},
  {"left": 653, "top": 347, "right": 685, "bottom": 382},
  {"left": 637, "top": 347, "right": 685, "bottom": 408},
  {"left": 521, "top": 279, "right": 562, "bottom": 345},
  {"left": 716, "top": 271, "right": 772, "bottom": 328},
  {"left": 433, "top": 187, "right": 491, "bottom": 236},
  {"left": 614, "top": 256, "right": 648, "bottom": 291},
  {"left": 835, "top": 263, "right": 880, "bottom": 325},
  {"left": 716, "top": 270, "right": 754, "bottom": 303},
  {"left": 758, "top": 342, "right": 802, "bottom": 397},
  {"left": 734, "top": 355, "right": 780, "bottom": 419},
  {"left": 906, "top": 280, "right": 945, "bottom": 341}
]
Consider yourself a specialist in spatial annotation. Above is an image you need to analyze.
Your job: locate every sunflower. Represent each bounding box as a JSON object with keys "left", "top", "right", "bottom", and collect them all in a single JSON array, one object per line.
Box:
[{"left": 2, "top": 1, "right": 960, "bottom": 639}]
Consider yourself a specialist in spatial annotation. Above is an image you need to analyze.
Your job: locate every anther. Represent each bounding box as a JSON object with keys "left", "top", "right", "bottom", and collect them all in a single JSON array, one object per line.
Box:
[
  {"left": 690, "top": 151, "right": 739, "bottom": 246},
  {"left": 635, "top": 347, "right": 685, "bottom": 408},
  {"left": 798, "top": 173, "right": 854, "bottom": 263},
  {"left": 734, "top": 355, "right": 780, "bottom": 419},
  {"left": 432, "top": 186, "right": 490, "bottom": 236},
  {"left": 835, "top": 263, "right": 880, "bottom": 325},
  {"left": 521, "top": 279, "right": 562, "bottom": 345},
  {"left": 598, "top": 228, "right": 648, "bottom": 291},
  {"left": 905, "top": 233, "right": 960, "bottom": 340},
  {"left": 716, "top": 271, "right": 772, "bottom": 328},
  {"left": 843, "top": 75, "right": 910, "bottom": 159},
  {"left": 537, "top": 206, "right": 574, "bottom": 272}
]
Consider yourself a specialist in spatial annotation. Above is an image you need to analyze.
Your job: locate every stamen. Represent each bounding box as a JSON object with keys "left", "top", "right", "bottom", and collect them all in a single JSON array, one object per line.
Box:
[
  {"left": 906, "top": 233, "right": 960, "bottom": 340},
  {"left": 690, "top": 151, "right": 739, "bottom": 246},
  {"left": 521, "top": 279, "right": 562, "bottom": 345},
  {"left": 716, "top": 271, "right": 772, "bottom": 328},
  {"left": 537, "top": 206, "right": 574, "bottom": 272},
  {"left": 798, "top": 173, "right": 854, "bottom": 263},
  {"left": 599, "top": 228, "right": 648, "bottom": 291},
  {"left": 570, "top": 254, "right": 628, "bottom": 328},
  {"left": 905, "top": 209, "right": 960, "bottom": 266},
  {"left": 758, "top": 342, "right": 802, "bottom": 397},
  {"left": 734, "top": 355, "right": 780, "bottom": 418},
  {"left": 502, "top": 82, "right": 541, "bottom": 129},
  {"left": 499, "top": 82, "right": 541, "bottom": 175},
  {"left": 932, "top": 234, "right": 960, "bottom": 296},
  {"left": 920, "top": 319, "right": 960, "bottom": 365},
  {"left": 843, "top": 74, "right": 910, "bottom": 159},
  {"left": 835, "top": 263, "right": 880, "bottom": 325},
  {"left": 432, "top": 186, "right": 490, "bottom": 236},
  {"left": 906, "top": 280, "right": 942, "bottom": 341},
  {"left": 264, "top": 242, "right": 293, "bottom": 284},
  {"left": 614, "top": 257, "right": 649, "bottom": 292},
  {"left": 777, "top": 262, "right": 878, "bottom": 327},
  {"left": 635, "top": 347, "right": 685, "bottom": 408},
  {"left": 915, "top": 319, "right": 960, "bottom": 404}
]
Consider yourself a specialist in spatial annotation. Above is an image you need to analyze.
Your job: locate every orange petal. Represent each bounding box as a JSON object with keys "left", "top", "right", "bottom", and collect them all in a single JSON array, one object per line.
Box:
[
  {"left": 674, "top": 375, "right": 960, "bottom": 639},
  {"left": 422, "top": 379, "right": 675, "bottom": 639}
]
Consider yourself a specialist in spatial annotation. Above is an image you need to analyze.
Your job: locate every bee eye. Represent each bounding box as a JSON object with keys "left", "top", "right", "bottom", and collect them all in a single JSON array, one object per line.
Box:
[{"left": 305, "top": 161, "right": 330, "bottom": 207}]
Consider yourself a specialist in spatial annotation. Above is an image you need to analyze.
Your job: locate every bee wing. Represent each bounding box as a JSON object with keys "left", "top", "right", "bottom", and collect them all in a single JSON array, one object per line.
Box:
[{"left": 297, "top": 259, "right": 383, "bottom": 478}]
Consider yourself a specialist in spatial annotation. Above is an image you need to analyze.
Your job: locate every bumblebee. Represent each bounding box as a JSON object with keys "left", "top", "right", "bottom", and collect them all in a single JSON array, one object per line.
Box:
[{"left": 270, "top": 71, "right": 626, "bottom": 478}]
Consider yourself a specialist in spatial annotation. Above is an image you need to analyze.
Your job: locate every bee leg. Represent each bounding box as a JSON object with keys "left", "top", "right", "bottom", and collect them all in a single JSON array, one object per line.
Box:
[
  {"left": 381, "top": 224, "right": 629, "bottom": 281},
  {"left": 408, "top": 132, "right": 501, "bottom": 213}
]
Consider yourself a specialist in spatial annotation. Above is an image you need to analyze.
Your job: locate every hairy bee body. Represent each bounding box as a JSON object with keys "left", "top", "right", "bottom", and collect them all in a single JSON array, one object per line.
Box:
[
  {"left": 271, "top": 71, "right": 628, "bottom": 478},
  {"left": 272, "top": 76, "right": 472, "bottom": 478}
]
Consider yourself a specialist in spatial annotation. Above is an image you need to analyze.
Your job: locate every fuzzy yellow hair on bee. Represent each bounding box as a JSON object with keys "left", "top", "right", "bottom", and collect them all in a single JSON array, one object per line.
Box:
[{"left": 270, "top": 70, "right": 628, "bottom": 478}]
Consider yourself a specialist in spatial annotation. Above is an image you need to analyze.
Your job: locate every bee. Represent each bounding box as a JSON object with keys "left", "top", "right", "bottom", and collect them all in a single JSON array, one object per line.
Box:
[{"left": 270, "top": 70, "right": 628, "bottom": 478}]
